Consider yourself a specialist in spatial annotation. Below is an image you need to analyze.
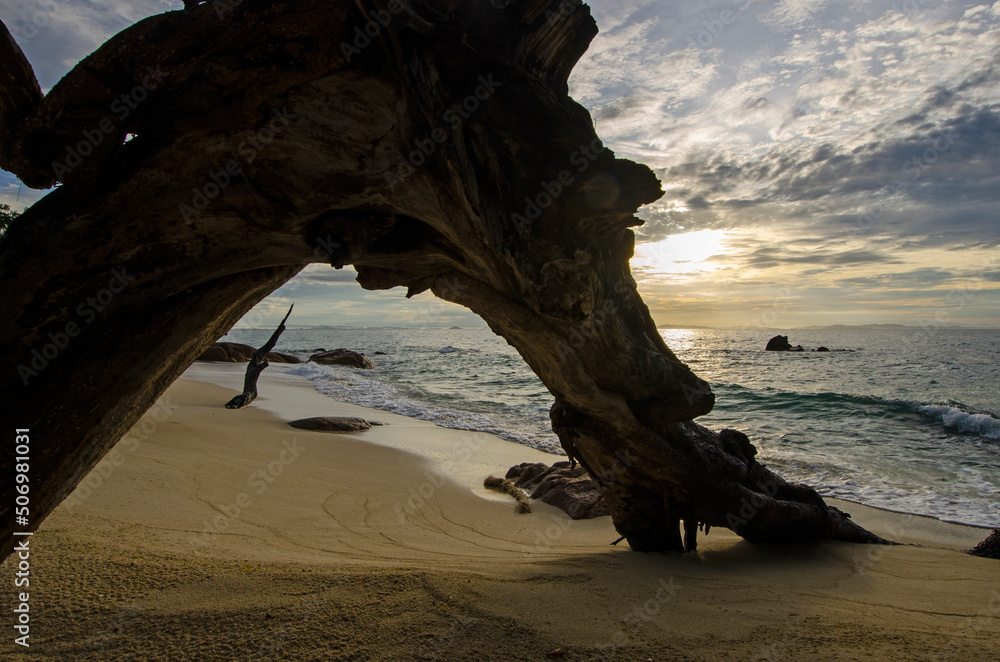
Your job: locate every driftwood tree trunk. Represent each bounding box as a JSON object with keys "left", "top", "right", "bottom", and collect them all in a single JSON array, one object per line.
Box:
[
  {"left": 224, "top": 304, "right": 293, "bottom": 409},
  {"left": 0, "top": 0, "right": 886, "bottom": 560}
]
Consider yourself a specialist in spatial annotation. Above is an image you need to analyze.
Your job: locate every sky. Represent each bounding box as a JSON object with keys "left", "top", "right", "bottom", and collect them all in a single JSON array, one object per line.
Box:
[{"left": 2, "top": 0, "right": 998, "bottom": 328}]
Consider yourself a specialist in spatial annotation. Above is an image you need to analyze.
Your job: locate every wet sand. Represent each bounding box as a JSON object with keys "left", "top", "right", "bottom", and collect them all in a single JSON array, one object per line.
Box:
[{"left": 6, "top": 366, "right": 998, "bottom": 661}]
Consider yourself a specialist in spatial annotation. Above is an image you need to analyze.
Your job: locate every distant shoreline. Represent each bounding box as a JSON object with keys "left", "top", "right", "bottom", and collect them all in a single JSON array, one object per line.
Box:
[
  {"left": 660, "top": 324, "right": 1000, "bottom": 330},
  {"left": 227, "top": 324, "right": 1000, "bottom": 331}
]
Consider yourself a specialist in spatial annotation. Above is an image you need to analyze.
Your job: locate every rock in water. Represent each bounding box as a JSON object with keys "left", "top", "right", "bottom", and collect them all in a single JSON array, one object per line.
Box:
[
  {"left": 198, "top": 341, "right": 256, "bottom": 362},
  {"left": 197, "top": 341, "right": 302, "bottom": 363},
  {"left": 288, "top": 417, "right": 376, "bottom": 432},
  {"left": 505, "top": 462, "right": 609, "bottom": 519},
  {"left": 309, "top": 348, "right": 376, "bottom": 369},
  {"left": 197, "top": 344, "right": 238, "bottom": 362},
  {"left": 968, "top": 529, "right": 1000, "bottom": 559},
  {"left": 266, "top": 351, "right": 302, "bottom": 363},
  {"left": 765, "top": 335, "right": 792, "bottom": 351}
]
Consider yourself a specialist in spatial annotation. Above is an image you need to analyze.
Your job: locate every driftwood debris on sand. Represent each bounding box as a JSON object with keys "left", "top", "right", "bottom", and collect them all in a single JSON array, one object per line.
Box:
[{"left": 484, "top": 476, "right": 532, "bottom": 514}]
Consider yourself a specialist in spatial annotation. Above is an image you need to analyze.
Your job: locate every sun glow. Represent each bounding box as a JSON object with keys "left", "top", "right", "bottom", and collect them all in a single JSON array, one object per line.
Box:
[{"left": 631, "top": 229, "right": 727, "bottom": 276}]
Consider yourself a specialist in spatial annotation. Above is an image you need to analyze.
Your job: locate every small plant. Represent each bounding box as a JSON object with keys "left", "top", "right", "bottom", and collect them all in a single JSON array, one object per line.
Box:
[{"left": 0, "top": 203, "right": 20, "bottom": 237}]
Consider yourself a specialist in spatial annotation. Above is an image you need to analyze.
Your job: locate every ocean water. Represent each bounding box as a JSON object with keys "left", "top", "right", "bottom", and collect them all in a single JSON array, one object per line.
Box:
[{"left": 221, "top": 326, "right": 1000, "bottom": 528}]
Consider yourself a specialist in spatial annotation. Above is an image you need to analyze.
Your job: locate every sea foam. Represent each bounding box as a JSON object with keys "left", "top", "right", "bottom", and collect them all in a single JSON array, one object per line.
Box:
[{"left": 918, "top": 405, "right": 1000, "bottom": 440}]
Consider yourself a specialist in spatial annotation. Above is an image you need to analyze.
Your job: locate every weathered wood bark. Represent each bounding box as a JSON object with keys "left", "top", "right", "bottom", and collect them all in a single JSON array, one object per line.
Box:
[
  {"left": 0, "top": 0, "right": 887, "bottom": 560},
  {"left": 224, "top": 304, "right": 293, "bottom": 409},
  {"left": 0, "top": 20, "right": 44, "bottom": 188}
]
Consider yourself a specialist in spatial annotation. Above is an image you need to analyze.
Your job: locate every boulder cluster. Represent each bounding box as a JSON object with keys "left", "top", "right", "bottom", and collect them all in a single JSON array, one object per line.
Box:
[
  {"left": 505, "top": 461, "right": 609, "bottom": 520},
  {"left": 197, "top": 343, "right": 376, "bottom": 369},
  {"left": 197, "top": 341, "right": 301, "bottom": 363},
  {"left": 765, "top": 335, "right": 842, "bottom": 353}
]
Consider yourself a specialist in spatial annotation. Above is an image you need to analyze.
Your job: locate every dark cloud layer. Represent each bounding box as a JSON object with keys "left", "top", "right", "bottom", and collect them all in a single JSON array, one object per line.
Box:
[
  {"left": 573, "top": 1, "right": 1000, "bottom": 262},
  {"left": 2, "top": 0, "right": 998, "bottom": 326}
]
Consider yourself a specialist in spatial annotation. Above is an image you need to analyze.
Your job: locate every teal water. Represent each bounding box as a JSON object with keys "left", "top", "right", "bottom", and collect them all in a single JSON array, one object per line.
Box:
[{"left": 221, "top": 326, "right": 1000, "bottom": 527}]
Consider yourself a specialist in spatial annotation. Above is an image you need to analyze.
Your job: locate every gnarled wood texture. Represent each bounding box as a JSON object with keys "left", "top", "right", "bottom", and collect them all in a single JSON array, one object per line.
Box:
[{"left": 0, "top": 0, "right": 886, "bottom": 560}]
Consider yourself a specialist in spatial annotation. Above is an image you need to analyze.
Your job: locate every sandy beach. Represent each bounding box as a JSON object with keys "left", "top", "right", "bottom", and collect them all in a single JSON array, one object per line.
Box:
[{"left": 6, "top": 364, "right": 999, "bottom": 661}]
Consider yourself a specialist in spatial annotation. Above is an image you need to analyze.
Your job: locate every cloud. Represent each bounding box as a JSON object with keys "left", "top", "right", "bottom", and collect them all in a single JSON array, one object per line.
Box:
[
  {"left": 0, "top": 1, "right": 181, "bottom": 209},
  {"left": 3, "top": 0, "right": 997, "bottom": 327},
  {"left": 570, "top": 1, "right": 1000, "bottom": 294},
  {"left": 740, "top": 246, "right": 900, "bottom": 266},
  {"left": 295, "top": 265, "right": 362, "bottom": 284},
  {"left": 5, "top": 1, "right": 179, "bottom": 90}
]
